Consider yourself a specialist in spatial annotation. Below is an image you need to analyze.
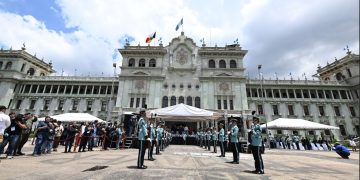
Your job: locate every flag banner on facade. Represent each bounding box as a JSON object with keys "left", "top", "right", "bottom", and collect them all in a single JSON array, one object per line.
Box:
[
  {"left": 145, "top": 32, "right": 156, "bottom": 43},
  {"left": 175, "top": 18, "right": 183, "bottom": 31}
]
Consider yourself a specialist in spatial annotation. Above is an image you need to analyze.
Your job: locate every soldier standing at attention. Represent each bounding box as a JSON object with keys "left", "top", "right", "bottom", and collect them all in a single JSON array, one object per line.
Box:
[
  {"left": 292, "top": 133, "right": 300, "bottom": 150},
  {"left": 229, "top": 119, "right": 239, "bottom": 164},
  {"left": 156, "top": 123, "right": 162, "bottom": 155},
  {"left": 147, "top": 118, "right": 156, "bottom": 161},
  {"left": 137, "top": 109, "right": 148, "bottom": 169},
  {"left": 199, "top": 129, "right": 203, "bottom": 147},
  {"left": 207, "top": 128, "right": 212, "bottom": 151},
  {"left": 218, "top": 123, "right": 225, "bottom": 157},
  {"left": 202, "top": 129, "right": 206, "bottom": 149},
  {"left": 251, "top": 117, "right": 264, "bottom": 174},
  {"left": 212, "top": 128, "right": 218, "bottom": 153}
]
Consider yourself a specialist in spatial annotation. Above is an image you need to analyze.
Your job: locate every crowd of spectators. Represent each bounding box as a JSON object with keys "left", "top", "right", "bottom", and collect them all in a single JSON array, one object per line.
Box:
[{"left": 0, "top": 106, "right": 127, "bottom": 159}]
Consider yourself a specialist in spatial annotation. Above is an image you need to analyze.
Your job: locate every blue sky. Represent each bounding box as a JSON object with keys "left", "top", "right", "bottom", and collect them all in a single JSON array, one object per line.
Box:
[
  {"left": 0, "top": 0, "right": 358, "bottom": 78},
  {"left": 0, "top": 0, "right": 72, "bottom": 32}
]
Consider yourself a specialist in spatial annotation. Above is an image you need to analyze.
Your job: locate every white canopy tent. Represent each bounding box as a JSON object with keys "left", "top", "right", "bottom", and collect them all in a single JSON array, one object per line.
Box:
[
  {"left": 260, "top": 118, "right": 339, "bottom": 130},
  {"left": 38, "top": 113, "right": 105, "bottom": 122},
  {"left": 147, "top": 103, "right": 221, "bottom": 121}
]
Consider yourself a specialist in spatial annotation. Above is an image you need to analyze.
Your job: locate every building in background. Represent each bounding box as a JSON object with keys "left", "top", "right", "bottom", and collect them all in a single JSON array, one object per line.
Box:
[{"left": 0, "top": 32, "right": 358, "bottom": 141}]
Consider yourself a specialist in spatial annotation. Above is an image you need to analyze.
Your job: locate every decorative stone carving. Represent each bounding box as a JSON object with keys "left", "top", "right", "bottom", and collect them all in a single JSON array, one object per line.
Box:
[
  {"left": 219, "top": 82, "right": 230, "bottom": 92},
  {"left": 176, "top": 48, "right": 188, "bottom": 65},
  {"left": 135, "top": 80, "right": 145, "bottom": 89}
]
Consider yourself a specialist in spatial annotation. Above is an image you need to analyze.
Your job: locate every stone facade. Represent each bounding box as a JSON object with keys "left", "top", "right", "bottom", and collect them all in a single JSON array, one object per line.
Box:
[{"left": 0, "top": 33, "right": 358, "bottom": 141}]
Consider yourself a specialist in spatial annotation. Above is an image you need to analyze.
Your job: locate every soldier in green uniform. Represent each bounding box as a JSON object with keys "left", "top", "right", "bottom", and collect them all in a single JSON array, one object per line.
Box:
[
  {"left": 218, "top": 123, "right": 225, "bottom": 157},
  {"left": 229, "top": 119, "right": 239, "bottom": 164},
  {"left": 250, "top": 117, "right": 264, "bottom": 174},
  {"left": 137, "top": 109, "right": 148, "bottom": 169}
]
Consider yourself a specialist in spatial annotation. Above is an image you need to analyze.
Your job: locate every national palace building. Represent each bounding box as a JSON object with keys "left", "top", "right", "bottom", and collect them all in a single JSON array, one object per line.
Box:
[{"left": 0, "top": 32, "right": 359, "bottom": 141}]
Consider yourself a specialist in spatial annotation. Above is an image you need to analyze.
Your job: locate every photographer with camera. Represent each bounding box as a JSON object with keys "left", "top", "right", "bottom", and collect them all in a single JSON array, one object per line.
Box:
[
  {"left": 0, "top": 113, "right": 27, "bottom": 159},
  {"left": 17, "top": 113, "right": 37, "bottom": 156}
]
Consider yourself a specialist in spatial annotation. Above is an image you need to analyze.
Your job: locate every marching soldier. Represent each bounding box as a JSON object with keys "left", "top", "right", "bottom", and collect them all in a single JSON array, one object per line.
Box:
[
  {"left": 137, "top": 109, "right": 148, "bottom": 169},
  {"left": 218, "top": 123, "right": 225, "bottom": 157},
  {"left": 250, "top": 117, "right": 264, "bottom": 174},
  {"left": 229, "top": 119, "right": 239, "bottom": 164}
]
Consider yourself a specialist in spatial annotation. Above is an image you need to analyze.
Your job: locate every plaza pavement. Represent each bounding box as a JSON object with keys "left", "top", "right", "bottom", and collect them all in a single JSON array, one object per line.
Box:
[{"left": 0, "top": 142, "right": 358, "bottom": 180}]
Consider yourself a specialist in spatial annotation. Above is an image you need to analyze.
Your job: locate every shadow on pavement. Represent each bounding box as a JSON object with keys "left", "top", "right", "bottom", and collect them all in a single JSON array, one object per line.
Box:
[
  {"left": 127, "top": 166, "right": 140, "bottom": 169},
  {"left": 243, "top": 170, "right": 256, "bottom": 174}
]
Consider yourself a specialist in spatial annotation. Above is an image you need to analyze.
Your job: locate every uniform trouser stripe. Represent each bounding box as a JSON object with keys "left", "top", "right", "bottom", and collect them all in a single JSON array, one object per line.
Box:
[
  {"left": 148, "top": 142, "right": 150, "bottom": 159},
  {"left": 213, "top": 140, "right": 217, "bottom": 152},
  {"left": 257, "top": 146, "right": 264, "bottom": 171},
  {"left": 137, "top": 140, "right": 142, "bottom": 167},
  {"left": 220, "top": 141, "right": 224, "bottom": 156},
  {"left": 234, "top": 142, "right": 239, "bottom": 162}
]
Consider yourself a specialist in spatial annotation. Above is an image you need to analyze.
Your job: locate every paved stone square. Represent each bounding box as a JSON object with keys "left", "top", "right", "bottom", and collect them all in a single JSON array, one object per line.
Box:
[{"left": 0, "top": 143, "right": 358, "bottom": 180}]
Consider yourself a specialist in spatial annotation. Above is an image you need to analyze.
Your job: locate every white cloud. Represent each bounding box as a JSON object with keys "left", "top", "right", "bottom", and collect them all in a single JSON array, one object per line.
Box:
[
  {"left": 0, "top": 0, "right": 358, "bottom": 78},
  {"left": 0, "top": 10, "right": 119, "bottom": 76}
]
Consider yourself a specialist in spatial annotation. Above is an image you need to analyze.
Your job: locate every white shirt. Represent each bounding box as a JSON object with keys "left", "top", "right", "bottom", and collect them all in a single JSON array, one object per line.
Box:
[{"left": 0, "top": 112, "right": 11, "bottom": 135}]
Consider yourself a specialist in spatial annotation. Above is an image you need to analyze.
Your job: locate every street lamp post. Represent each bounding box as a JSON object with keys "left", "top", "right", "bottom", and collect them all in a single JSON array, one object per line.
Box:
[
  {"left": 107, "top": 63, "right": 117, "bottom": 122},
  {"left": 258, "top": 65, "right": 270, "bottom": 150}
]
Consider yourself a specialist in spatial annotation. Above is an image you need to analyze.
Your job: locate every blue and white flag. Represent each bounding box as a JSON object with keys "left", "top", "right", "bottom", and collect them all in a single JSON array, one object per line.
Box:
[{"left": 175, "top": 18, "right": 183, "bottom": 31}]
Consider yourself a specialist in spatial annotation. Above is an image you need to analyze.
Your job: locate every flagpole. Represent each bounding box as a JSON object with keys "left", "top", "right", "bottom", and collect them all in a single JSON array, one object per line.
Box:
[{"left": 182, "top": 17, "right": 184, "bottom": 33}]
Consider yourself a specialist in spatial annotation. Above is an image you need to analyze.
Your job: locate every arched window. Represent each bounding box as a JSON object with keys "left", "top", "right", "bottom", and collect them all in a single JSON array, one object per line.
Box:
[
  {"left": 179, "top": 96, "right": 184, "bottom": 104},
  {"left": 128, "top": 58, "right": 135, "bottom": 67},
  {"left": 186, "top": 96, "right": 192, "bottom": 106},
  {"left": 149, "top": 59, "right": 156, "bottom": 67},
  {"left": 230, "top": 60, "right": 237, "bottom": 68},
  {"left": 40, "top": 73, "right": 45, "bottom": 76},
  {"left": 335, "top": 72, "right": 344, "bottom": 81},
  {"left": 5, "top": 62, "right": 12, "bottom": 70},
  {"left": 0, "top": 61, "right": 3, "bottom": 69},
  {"left": 139, "top": 59, "right": 146, "bottom": 67},
  {"left": 195, "top": 97, "right": 201, "bottom": 108},
  {"left": 162, "top": 96, "right": 168, "bottom": 108},
  {"left": 170, "top": 96, "right": 176, "bottom": 106},
  {"left": 27, "top": 68, "right": 35, "bottom": 76},
  {"left": 219, "top": 60, "right": 226, "bottom": 68},
  {"left": 209, "top": 60, "right": 215, "bottom": 68}
]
